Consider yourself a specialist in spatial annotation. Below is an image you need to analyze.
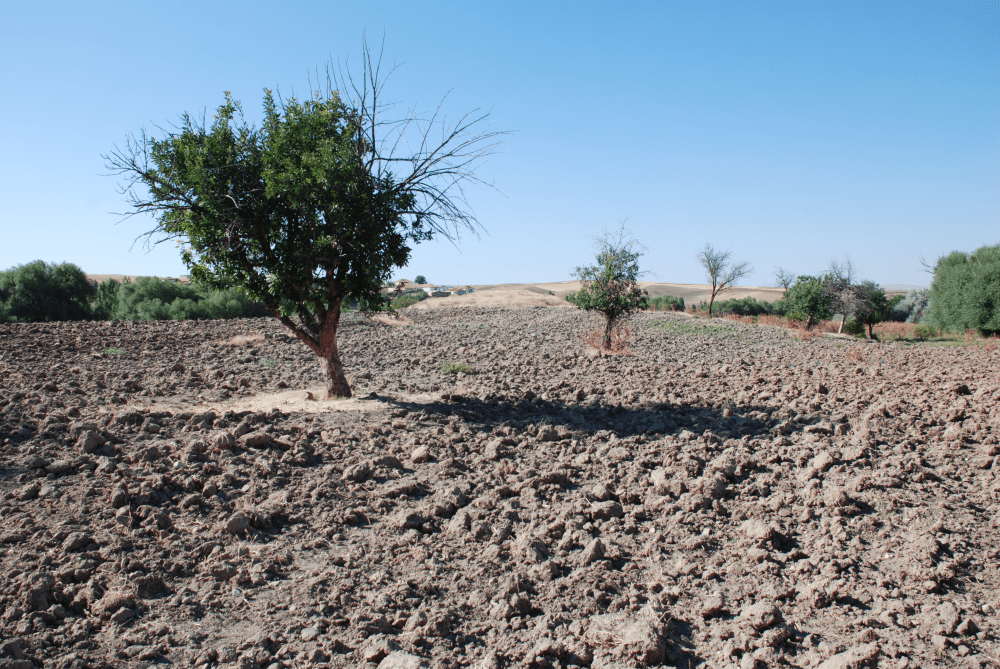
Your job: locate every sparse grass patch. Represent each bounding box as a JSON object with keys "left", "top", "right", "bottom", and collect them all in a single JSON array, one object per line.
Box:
[
  {"left": 104, "top": 348, "right": 124, "bottom": 356},
  {"left": 442, "top": 362, "right": 474, "bottom": 374},
  {"left": 263, "top": 359, "right": 277, "bottom": 367}
]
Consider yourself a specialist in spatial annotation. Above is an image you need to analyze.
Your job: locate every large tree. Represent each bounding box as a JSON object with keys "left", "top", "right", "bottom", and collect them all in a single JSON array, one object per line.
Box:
[
  {"left": 697, "top": 244, "right": 752, "bottom": 318},
  {"left": 0, "top": 260, "right": 94, "bottom": 323},
  {"left": 928, "top": 245, "right": 1000, "bottom": 336},
  {"left": 566, "top": 225, "right": 649, "bottom": 350},
  {"left": 106, "top": 47, "right": 503, "bottom": 397}
]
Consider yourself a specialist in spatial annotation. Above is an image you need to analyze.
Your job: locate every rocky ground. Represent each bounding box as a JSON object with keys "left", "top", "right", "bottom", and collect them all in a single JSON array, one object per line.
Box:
[{"left": 0, "top": 307, "right": 998, "bottom": 669}]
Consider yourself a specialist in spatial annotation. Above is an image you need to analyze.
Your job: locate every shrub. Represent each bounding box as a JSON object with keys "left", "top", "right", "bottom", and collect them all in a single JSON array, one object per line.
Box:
[
  {"left": 0, "top": 260, "right": 95, "bottom": 323},
  {"left": 91, "top": 279, "right": 122, "bottom": 320},
  {"left": 391, "top": 293, "right": 425, "bottom": 309},
  {"left": 891, "top": 288, "right": 930, "bottom": 323},
  {"left": 648, "top": 295, "right": 685, "bottom": 312},
  {"left": 712, "top": 296, "right": 774, "bottom": 317},
  {"left": 414, "top": 275, "right": 427, "bottom": 285},
  {"left": 912, "top": 324, "right": 938, "bottom": 340},
  {"left": 110, "top": 276, "right": 269, "bottom": 321},
  {"left": 928, "top": 245, "right": 1000, "bottom": 336},
  {"left": 842, "top": 320, "right": 865, "bottom": 336}
]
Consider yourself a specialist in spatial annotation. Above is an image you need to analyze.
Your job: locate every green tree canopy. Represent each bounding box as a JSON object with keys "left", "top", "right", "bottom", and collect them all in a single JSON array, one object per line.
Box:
[
  {"left": 780, "top": 275, "right": 833, "bottom": 328},
  {"left": 106, "top": 47, "right": 502, "bottom": 397},
  {"left": 928, "top": 245, "right": 1000, "bottom": 336},
  {"left": 0, "top": 260, "right": 94, "bottom": 323},
  {"left": 851, "top": 280, "right": 891, "bottom": 339}
]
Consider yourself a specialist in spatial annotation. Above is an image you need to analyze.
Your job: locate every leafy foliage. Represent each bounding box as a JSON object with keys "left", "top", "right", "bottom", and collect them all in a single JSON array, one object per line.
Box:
[
  {"left": 851, "top": 280, "right": 891, "bottom": 338},
  {"left": 566, "top": 227, "right": 649, "bottom": 349},
  {"left": 891, "top": 288, "right": 930, "bottom": 323},
  {"left": 96, "top": 276, "right": 267, "bottom": 321},
  {"left": 777, "top": 276, "right": 833, "bottom": 327},
  {"left": 928, "top": 245, "right": 1000, "bottom": 336},
  {"left": 711, "top": 296, "right": 773, "bottom": 317},
  {"left": 842, "top": 319, "right": 865, "bottom": 336},
  {"left": 414, "top": 275, "right": 427, "bottom": 285},
  {"left": 391, "top": 293, "right": 426, "bottom": 309},
  {"left": 648, "top": 295, "right": 685, "bottom": 311},
  {"left": 0, "top": 261, "right": 94, "bottom": 323}
]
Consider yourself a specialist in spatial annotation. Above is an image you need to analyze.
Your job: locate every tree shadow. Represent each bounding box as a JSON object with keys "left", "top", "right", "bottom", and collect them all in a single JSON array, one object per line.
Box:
[{"left": 367, "top": 391, "right": 790, "bottom": 445}]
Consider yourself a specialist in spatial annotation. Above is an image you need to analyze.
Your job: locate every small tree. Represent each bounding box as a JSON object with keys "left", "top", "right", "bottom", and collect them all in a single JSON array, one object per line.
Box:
[
  {"left": 566, "top": 225, "right": 649, "bottom": 350},
  {"left": 698, "top": 244, "right": 752, "bottom": 318},
  {"left": 414, "top": 275, "right": 427, "bottom": 285},
  {"left": 106, "top": 43, "right": 504, "bottom": 397},
  {"left": 851, "top": 280, "right": 891, "bottom": 339},
  {"left": 823, "top": 256, "right": 856, "bottom": 334},
  {"left": 774, "top": 267, "right": 795, "bottom": 295},
  {"left": 782, "top": 275, "right": 833, "bottom": 329},
  {"left": 0, "top": 261, "right": 95, "bottom": 323}
]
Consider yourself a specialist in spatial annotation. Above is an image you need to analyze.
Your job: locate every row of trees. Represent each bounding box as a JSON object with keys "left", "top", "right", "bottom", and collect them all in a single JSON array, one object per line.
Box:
[
  {"left": 0, "top": 260, "right": 267, "bottom": 323},
  {"left": 566, "top": 240, "right": 937, "bottom": 346}
]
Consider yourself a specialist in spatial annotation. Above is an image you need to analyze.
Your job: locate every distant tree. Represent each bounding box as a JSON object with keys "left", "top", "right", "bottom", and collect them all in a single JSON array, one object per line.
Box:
[
  {"left": 782, "top": 275, "right": 833, "bottom": 329},
  {"left": 0, "top": 261, "right": 95, "bottom": 323},
  {"left": 823, "top": 256, "right": 857, "bottom": 334},
  {"left": 105, "top": 42, "right": 504, "bottom": 397},
  {"left": 851, "top": 280, "right": 891, "bottom": 339},
  {"left": 774, "top": 267, "right": 796, "bottom": 295},
  {"left": 927, "top": 245, "right": 1000, "bottom": 336},
  {"left": 414, "top": 275, "right": 427, "bottom": 285},
  {"left": 698, "top": 244, "right": 752, "bottom": 318},
  {"left": 566, "top": 224, "right": 649, "bottom": 350}
]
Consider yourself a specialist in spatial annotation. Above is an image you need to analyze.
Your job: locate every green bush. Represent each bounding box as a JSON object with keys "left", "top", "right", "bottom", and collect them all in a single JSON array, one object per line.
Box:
[
  {"left": 892, "top": 288, "right": 930, "bottom": 323},
  {"left": 713, "top": 296, "right": 774, "bottom": 317},
  {"left": 842, "top": 320, "right": 865, "bottom": 336},
  {"left": 0, "top": 260, "right": 95, "bottom": 323},
  {"left": 912, "top": 324, "right": 938, "bottom": 340},
  {"left": 391, "top": 293, "right": 425, "bottom": 309},
  {"left": 91, "top": 279, "right": 122, "bottom": 320},
  {"left": 109, "top": 276, "right": 268, "bottom": 321},
  {"left": 928, "top": 245, "right": 1000, "bottom": 336},
  {"left": 414, "top": 275, "right": 427, "bottom": 285},
  {"left": 648, "top": 295, "right": 685, "bottom": 311}
]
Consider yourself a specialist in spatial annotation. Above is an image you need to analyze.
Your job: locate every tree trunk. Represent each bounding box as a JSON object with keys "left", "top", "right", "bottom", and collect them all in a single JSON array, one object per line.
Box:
[
  {"left": 866, "top": 323, "right": 877, "bottom": 340},
  {"left": 805, "top": 314, "right": 814, "bottom": 330},
  {"left": 838, "top": 313, "right": 847, "bottom": 335},
  {"left": 602, "top": 315, "right": 613, "bottom": 350},
  {"left": 319, "top": 301, "right": 351, "bottom": 398},
  {"left": 708, "top": 292, "right": 716, "bottom": 318}
]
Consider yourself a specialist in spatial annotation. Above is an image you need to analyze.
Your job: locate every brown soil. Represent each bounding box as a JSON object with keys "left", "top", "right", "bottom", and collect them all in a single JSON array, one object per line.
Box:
[{"left": 0, "top": 309, "right": 997, "bottom": 669}]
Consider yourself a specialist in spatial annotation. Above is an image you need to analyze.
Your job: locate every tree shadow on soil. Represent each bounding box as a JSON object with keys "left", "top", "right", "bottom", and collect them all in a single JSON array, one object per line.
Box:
[{"left": 371, "top": 392, "right": 790, "bottom": 445}]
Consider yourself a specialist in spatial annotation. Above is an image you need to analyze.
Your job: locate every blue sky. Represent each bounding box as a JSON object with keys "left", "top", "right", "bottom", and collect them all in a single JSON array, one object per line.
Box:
[{"left": 1, "top": 1, "right": 996, "bottom": 288}]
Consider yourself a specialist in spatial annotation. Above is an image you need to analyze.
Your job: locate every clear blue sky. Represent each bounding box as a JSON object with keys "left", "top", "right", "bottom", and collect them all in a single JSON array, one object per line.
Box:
[{"left": 1, "top": 1, "right": 996, "bottom": 288}]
